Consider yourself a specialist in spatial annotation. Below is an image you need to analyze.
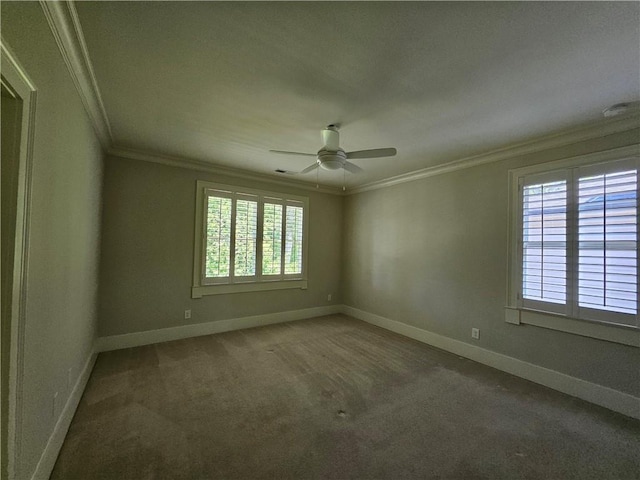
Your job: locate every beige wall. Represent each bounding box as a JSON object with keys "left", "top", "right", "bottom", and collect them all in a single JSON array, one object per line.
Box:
[
  {"left": 343, "top": 129, "right": 640, "bottom": 397},
  {"left": 1, "top": 3, "right": 104, "bottom": 478},
  {"left": 99, "top": 156, "right": 342, "bottom": 337}
]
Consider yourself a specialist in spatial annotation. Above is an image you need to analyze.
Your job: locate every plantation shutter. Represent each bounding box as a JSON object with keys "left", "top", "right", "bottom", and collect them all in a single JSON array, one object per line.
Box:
[
  {"left": 234, "top": 195, "right": 258, "bottom": 278},
  {"left": 518, "top": 160, "right": 638, "bottom": 327},
  {"left": 262, "top": 202, "right": 283, "bottom": 276},
  {"left": 284, "top": 203, "right": 304, "bottom": 275},
  {"left": 194, "top": 181, "right": 308, "bottom": 297},
  {"left": 205, "top": 193, "right": 232, "bottom": 279},
  {"left": 577, "top": 166, "right": 637, "bottom": 323},
  {"left": 521, "top": 172, "right": 568, "bottom": 314}
]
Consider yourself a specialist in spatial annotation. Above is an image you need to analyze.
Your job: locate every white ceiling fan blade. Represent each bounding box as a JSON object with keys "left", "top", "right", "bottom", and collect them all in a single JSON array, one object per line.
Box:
[
  {"left": 342, "top": 161, "right": 363, "bottom": 174},
  {"left": 269, "top": 150, "right": 317, "bottom": 157},
  {"left": 300, "top": 163, "right": 319, "bottom": 174},
  {"left": 346, "top": 147, "right": 397, "bottom": 159},
  {"left": 322, "top": 126, "right": 340, "bottom": 151}
]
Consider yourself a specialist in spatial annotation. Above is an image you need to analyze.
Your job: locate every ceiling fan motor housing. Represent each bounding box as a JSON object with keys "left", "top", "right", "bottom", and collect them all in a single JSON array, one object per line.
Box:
[{"left": 317, "top": 149, "right": 346, "bottom": 170}]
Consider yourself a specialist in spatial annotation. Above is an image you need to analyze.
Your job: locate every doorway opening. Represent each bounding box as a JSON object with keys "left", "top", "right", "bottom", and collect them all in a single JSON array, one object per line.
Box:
[
  {"left": 1, "top": 41, "right": 36, "bottom": 480},
  {"left": 1, "top": 75, "right": 24, "bottom": 480}
]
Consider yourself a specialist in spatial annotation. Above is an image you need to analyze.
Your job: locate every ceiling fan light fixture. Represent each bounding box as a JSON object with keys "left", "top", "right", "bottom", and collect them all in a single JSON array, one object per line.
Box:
[
  {"left": 319, "top": 159, "right": 343, "bottom": 171},
  {"left": 318, "top": 149, "right": 346, "bottom": 171}
]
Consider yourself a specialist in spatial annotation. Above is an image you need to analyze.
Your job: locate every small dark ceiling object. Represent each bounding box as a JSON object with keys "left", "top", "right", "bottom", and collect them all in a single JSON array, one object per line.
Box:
[{"left": 603, "top": 101, "right": 640, "bottom": 118}]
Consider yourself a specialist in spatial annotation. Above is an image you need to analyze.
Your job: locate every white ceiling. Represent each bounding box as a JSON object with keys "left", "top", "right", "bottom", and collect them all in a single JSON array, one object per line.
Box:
[{"left": 75, "top": 1, "right": 640, "bottom": 188}]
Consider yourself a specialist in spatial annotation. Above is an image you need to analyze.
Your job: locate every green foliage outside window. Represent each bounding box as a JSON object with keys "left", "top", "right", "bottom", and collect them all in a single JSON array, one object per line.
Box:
[
  {"left": 263, "top": 203, "right": 282, "bottom": 275},
  {"left": 285, "top": 206, "right": 303, "bottom": 275},
  {"left": 206, "top": 196, "right": 232, "bottom": 277},
  {"left": 235, "top": 200, "right": 257, "bottom": 276},
  {"left": 205, "top": 193, "right": 304, "bottom": 280}
]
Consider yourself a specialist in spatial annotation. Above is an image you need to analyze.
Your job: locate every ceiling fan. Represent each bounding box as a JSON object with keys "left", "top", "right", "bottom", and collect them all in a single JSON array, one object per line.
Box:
[{"left": 270, "top": 125, "right": 397, "bottom": 175}]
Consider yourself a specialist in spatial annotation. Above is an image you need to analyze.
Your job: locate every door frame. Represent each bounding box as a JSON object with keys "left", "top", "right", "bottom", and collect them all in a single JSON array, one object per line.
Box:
[{"left": 1, "top": 37, "right": 37, "bottom": 480}]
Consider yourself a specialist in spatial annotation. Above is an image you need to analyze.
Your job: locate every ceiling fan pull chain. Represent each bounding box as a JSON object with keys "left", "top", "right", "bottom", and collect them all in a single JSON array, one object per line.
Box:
[{"left": 343, "top": 168, "right": 346, "bottom": 191}]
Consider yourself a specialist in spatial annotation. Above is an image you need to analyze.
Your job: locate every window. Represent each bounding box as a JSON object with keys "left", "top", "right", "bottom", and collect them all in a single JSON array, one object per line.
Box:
[
  {"left": 193, "top": 181, "right": 308, "bottom": 297},
  {"left": 507, "top": 147, "right": 639, "bottom": 346}
]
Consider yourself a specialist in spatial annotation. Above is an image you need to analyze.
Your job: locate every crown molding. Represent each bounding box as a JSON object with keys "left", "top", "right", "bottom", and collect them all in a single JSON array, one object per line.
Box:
[
  {"left": 109, "top": 112, "right": 639, "bottom": 197},
  {"left": 348, "top": 114, "right": 640, "bottom": 195},
  {"left": 39, "top": 0, "right": 112, "bottom": 148},
  {"left": 108, "top": 146, "right": 345, "bottom": 196}
]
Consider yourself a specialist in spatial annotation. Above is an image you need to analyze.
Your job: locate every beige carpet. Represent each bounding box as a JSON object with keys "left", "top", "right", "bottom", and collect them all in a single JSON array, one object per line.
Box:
[{"left": 51, "top": 315, "right": 640, "bottom": 479}]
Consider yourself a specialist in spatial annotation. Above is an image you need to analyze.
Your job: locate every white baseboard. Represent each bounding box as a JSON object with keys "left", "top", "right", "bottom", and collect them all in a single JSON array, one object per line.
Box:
[
  {"left": 342, "top": 305, "right": 640, "bottom": 420},
  {"left": 98, "top": 305, "right": 342, "bottom": 352},
  {"left": 30, "top": 347, "right": 97, "bottom": 480}
]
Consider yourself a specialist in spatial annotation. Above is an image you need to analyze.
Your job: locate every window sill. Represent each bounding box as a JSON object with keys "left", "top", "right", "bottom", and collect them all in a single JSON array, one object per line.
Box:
[
  {"left": 192, "top": 279, "right": 307, "bottom": 298},
  {"left": 504, "top": 307, "right": 639, "bottom": 347}
]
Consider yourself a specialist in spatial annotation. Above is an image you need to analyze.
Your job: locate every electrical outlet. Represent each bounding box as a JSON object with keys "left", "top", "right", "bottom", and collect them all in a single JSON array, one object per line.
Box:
[
  {"left": 184, "top": 309, "right": 191, "bottom": 320},
  {"left": 471, "top": 328, "right": 480, "bottom": 340},
  {"left": 327, "top": 294, "right": 332, "bottom": 302}
]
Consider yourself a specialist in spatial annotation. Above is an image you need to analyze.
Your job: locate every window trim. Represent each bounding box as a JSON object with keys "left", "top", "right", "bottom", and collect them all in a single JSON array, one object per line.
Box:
[
  {"left": 506, "top": 145, "right": 640, "bottom": 347},
  {"left": 192, "top": 181, "right": 309, "bottom": 298}
]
